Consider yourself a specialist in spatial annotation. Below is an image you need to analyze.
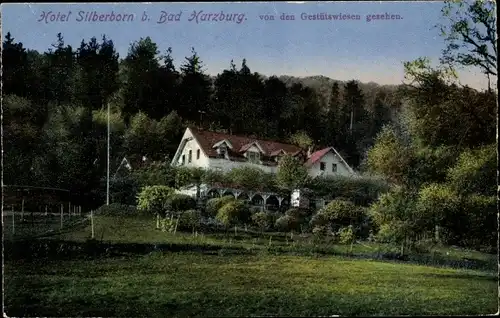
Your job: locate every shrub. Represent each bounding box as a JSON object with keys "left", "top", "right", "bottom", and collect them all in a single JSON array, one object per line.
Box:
[
  {"left": 206, "top": 195, "right": 235, "bottom": 217},
  {"left": 216, "top": 200, "right": 249, "bottom": 227},
  {"left": 137, "top": 186, "right": 175, "bottom": 217},
  {"left": 110, "top": 175, "right": 139, "bottom": 206},
  {"left": 312, "top": 199, "right": 366, "bottom": 235},
  {"left": 252, "top": 211, "right": 272, "bottom": 232},
  {"left": 179, "top": 209, "right": 202, "bottom": 231},
  {"left": 338, "top": 225, "right": 355, "bottom": 245},
  {"left": 307, "top": 175, "right": 390, "bottom": 206},
  {"left": 275, "top": 215, "right": 300, "bottom": 232},
  {"left": 165, "top": 193, "right": 197, "bottom": 215}
]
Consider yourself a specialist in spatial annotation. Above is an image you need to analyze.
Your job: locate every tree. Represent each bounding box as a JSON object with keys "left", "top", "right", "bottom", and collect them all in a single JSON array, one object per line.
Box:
[
  {"left": 44, "top": 33, "right": 77, "bottom": 106},
  {"left": 2, "top": 32, "right": 29, "bottom": 97},
  {"left": 288, "top": 131, "right": 313, "bottom": 150},
  {"left": 312, "top": 199, "right": 365, "bottom": 233},
  {"left": 226, "top": 166, "right": 264, "bottom": 191},
  {"left": 438, "top": 0, "right": 497, "bottom": 85},
  {"left": 401, "top": 60, "right": 496, "bottom": 149},
  {"left": 366, "top": 125, "right": 414, "bottom": 185},
  {"left": 446, "top": 144, "right": 496, "bottom": 196},
  {"left": 178, "top": 47, "right": 213, "bottom": 125},
  {"left": 122, "top": 37, "right": 162, "bottom": 121},
  {"left": 276, "top": 154, "right": 309, "bottom": 191},
  {"left": 324, "top": 82, "right": 343, "bottom": 145},
  {"left": 136, "top": 185, "right": 175, "bottom": 217},
  {"left": 368, "top": 187, "right": 420, "bottom": 255},
  {"left": 75, "top": 36, "right": 119, "bottom": 110},
  {"left": 154, "top": 47, "right": 180, "bottom": 120},
  {"left": 216, "top": 200, "right": 250, "bottom": 228}
]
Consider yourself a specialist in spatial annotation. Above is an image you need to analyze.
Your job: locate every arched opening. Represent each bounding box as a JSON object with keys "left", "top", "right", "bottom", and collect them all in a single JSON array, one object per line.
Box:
[
  {"left": 251, "top": 194, "right": 264, "bottom": 206},
  {"left": 266, "top": 195, "right": 279, "bottom": 211},
  {"left": 207, "top": 189, "right": 219, "bottom": 198},
  {"left": 237, "top": 192, "right": 250, "bottom": 202},
  {"left": 222, "top": 190, "right": 235, "bottom": 198}
]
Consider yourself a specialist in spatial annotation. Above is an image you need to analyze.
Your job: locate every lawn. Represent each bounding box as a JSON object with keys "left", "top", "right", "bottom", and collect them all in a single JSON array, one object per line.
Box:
[
  {"left": 58, "top": 216, "right": 497, "bottom": 270},
  {"left": 4, "top": 252, "right": 498, "bottom": 317},
  {"left": 4, "top": 215, "right": 498, "bottom": 316}
]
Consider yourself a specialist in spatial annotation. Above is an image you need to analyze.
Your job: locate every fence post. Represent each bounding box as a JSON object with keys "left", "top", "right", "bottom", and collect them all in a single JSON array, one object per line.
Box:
[
  {"left": 91, "top": 210, "right": 94, "bottom": 239},
  {"left": 45, "top": 205, "right": 48, "bottom": 216},
  {"left": 11, "top": 205, "right": 15, "bottom": 235},
  {"left": 21, "top": 199, "right": 24, "bottom": 220},
  {"left": 174, "top": 216, "right": 179, "bottom": 235},
  {"left": 68, "top": 202, "right": 71, "bottom": 217},
  {"left": 60, "top": 204, "right": 63, "bottom": 230}
]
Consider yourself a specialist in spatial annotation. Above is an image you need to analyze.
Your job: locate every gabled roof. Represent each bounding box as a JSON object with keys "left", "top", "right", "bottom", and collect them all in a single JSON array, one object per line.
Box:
[
  {"left": 188, "top": 127, "right": 303, "bottom": 165},
  {"left": 212, "top": 139, "right": 233, "bottom": 149},
  {"left": 305, "top": 147, "right": 355, "bottom": 174},
  {"left": 239, "top": 141, "right": 265, "bottom": 153}
]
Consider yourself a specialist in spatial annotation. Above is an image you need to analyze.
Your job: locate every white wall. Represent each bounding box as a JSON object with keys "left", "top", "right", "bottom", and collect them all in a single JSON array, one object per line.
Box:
[
  {"left": 307, "top": 150, "right": 352, "bottom": 178},
  {"left": 174, "top": 129, "right": 210, "bottom": 168}
]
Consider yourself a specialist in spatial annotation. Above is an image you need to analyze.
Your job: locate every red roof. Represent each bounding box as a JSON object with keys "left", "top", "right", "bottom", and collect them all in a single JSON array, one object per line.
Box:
[
  {"left": 304, "top": 147, "right": 333, "bottom": 167},
  {"left": 189, "top": 127, "right": 304, "bottom": 166}
]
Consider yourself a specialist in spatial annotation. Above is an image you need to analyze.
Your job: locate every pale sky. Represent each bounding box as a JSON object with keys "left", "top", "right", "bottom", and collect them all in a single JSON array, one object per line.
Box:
[{"left": 1, "top": 2, "right": 492, "bottom": 89}]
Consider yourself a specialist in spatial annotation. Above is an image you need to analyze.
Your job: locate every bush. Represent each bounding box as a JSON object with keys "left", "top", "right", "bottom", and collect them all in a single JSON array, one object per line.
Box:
[
  {"left": 206, "top": 195, "right": 236, "bottom": 217},
  {"left": 216, "top": 200, "right": 249, "bottom": 227},
  {"left": 252, "top": 211, "right": 272, "bottom": 232},
  {"left": 313, "top": 199, "right": 366, "bottom": 234},
  {"left": 178, "top": 209, "right": 202, "bottom": 231},
  {"left": 95, "top": 203, "right": 138, "bottom": 216},
  {"left": 165, "top": 193, "right": 197, "bottom": 215},
  {"left": 275, "top": 215, "right": 300, "bottom": 232},
  {"left": 137, "top": 186, "right": 175, "bottom": 217},
  {"left": 307, "top": 175, "right": 390, "bottom": 206},
  {"left": 338, "top": 225, "right": 355, "bottom": 245},
  {"left": 110, "top": 175, "right": 139, "bottom": 205}
]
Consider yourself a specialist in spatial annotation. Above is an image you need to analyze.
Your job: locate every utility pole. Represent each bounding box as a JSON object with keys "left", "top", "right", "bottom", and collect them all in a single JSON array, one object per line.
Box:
[{"left": 106, "top": 101, "right": 110, "bottom": 206}]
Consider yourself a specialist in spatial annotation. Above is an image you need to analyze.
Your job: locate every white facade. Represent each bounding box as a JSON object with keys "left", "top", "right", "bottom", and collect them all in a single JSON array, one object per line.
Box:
[
  {"left": 171, "top": 128, "right": 355, "bottom": 178},
  {"left": 173, "top": 128, "right": 210, "bottom": 168},
  {"left": 307, "top": 150, "right": 353, "bottom": 178}
]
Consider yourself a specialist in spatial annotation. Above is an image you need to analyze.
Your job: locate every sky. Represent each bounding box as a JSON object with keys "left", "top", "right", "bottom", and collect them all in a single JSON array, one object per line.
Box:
[{"left": 1, "top": 2, "right": 490, "bottom": 89}]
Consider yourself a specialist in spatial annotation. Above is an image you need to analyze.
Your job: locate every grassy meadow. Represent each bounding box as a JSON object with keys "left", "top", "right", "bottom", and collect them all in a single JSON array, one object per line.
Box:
[{"left": 4, "top": 215, "right": 499, "bottom": 317}]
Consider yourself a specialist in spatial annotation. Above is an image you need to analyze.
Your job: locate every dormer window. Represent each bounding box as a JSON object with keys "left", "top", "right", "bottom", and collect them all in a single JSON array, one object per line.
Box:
[
  {"left": 247, "top": 151, "right": 260, "bottom": 164},
  {"left": 217, "top": 144, "right": 227, "bottom": 157}
]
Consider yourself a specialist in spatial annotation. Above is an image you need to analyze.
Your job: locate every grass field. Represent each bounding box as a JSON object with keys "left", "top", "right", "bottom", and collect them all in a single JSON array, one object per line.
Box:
[{"left": 4, "top": 215, "right": 499, "bottom": 316}]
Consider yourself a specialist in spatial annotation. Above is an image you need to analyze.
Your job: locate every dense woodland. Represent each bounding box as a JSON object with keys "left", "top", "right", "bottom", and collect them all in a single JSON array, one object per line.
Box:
[
  {"left": 3, "top": 31, "right": 402, "bottom": 200},
  {"left": 2, "top": 1, "right": 497, "bottom": 252}
]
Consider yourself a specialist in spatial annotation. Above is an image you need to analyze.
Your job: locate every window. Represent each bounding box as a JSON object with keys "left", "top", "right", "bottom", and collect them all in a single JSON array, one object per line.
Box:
[
  {"left": 181, "top": 155, "right": 185, "bottom": 165},
  {"left": 196, "top": 149, "right": 200, "bottom": 160},
  {"left": 188, "top": 150, "right": 192, "bottom": 163},
  {"left": 320, "top": 162, "right": 326, "bottom": 171},
  {"left": 218, "top": 145, "right": 227, "bottom": 157},
  {"left": 332, "top": 163, "right": 337, "bottom": 172},
  {"left": 247, "top": 151, "right": 260, "bottom": 164}
]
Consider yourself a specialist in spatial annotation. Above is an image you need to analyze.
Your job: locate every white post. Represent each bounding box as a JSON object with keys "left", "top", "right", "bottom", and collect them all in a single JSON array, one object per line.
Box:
[
  {"left": 11, "top": 205, "right": 15, "bottom": 235},
  {"left": 106, "top": 102, "right": 110, "bottom": 206},
  {"left": 174, "top": 216, "right": 179, "bottom": 235},
  {"left": 60, "top": 204, "right": 63, "bottom": 229},
  {"left": 21, "top": 199, "right": 24, "bottom": 219},
  {"left": 68, "top": 201, "right": 71, "bottom": 217},
  {"left": 156, "top": 214, "right": 160, "bottom": 229},
  {"left": 45, "top": 205, "right": 48, "bottom": 216},
  {"left": 91, "top": 210, "right": 95, "bottom": 239}
]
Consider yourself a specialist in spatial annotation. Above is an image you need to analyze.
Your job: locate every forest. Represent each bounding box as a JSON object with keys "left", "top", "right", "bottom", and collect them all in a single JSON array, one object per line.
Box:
[{"left": 3, "top": 31, "right": 401, "bottom": 201}]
